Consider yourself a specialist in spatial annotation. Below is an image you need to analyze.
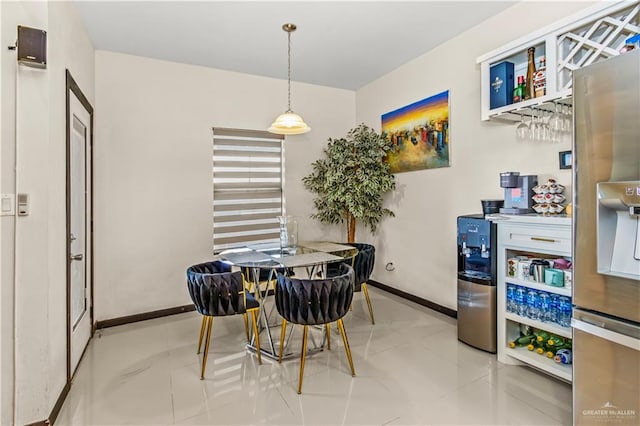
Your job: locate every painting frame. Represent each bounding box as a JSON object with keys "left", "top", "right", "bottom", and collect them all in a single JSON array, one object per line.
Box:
[{"left": 381, "top": 90, "right": 450, "bottom": 174}]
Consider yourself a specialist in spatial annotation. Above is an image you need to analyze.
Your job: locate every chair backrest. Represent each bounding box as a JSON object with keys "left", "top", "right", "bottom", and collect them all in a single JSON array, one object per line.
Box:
[
  {"left": 186, "top": 261, "right": 247, "bottom": 316},
  {"left": 275, "top": 264, "right": 354, "bottom": 326},
  {"left": 327, "top": 243, "right": 376, "bottom": 286},
  {"left": 349, "top": 243, "right": 375, "bottom": 286}
]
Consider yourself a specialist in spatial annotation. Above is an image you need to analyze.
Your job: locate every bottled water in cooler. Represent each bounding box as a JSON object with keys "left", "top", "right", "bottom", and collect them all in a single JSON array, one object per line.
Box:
[
  {"left": 515, "top": 286, "right": 527, "bottom": 317},
  {"left": 506, "top": 284, "right": 516, "bottom": 312},
  {"left": 539, "top": 292, "right": 552, "bottom": 322},
  {"left": 550, "top": 294, "right": 560, "bottom": 323},
  {"left": 506, "top": 283, "right": 572, "bottom": 327},
  {"left": 526, "top": 289, "right": 541, "bottom": 320},
  {"left": 558, "top": 296, "right": 572, "bottom": 327}
]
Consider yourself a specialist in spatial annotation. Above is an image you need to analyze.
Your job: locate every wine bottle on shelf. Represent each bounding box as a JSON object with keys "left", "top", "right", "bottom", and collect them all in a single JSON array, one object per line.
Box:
[
  {"left": 509, "top": 334, "right": 535, "bottom": 348},
  {"left": 535, "top": 330, "right": 550, "bottom": 343},
  {"left": 546, "top": 343, "right": 572, "bottom": 359},
  {"left": 547, "top": 335, "right": 566, "bottom": 347},
  {"left": 525, "top": 47, "right": 536, "bottom": 100},
  {"left": 534, "top": 56, "right": 546, "bottom": 98},
  {"left": 513, "top": 76, "right": 525, "bottom": 103}
]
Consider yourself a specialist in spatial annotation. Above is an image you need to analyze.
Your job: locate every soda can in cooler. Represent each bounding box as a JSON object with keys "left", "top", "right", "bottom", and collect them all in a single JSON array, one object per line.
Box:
[{"left": 554, "top": 348, "right": 572, "bottom": 364}]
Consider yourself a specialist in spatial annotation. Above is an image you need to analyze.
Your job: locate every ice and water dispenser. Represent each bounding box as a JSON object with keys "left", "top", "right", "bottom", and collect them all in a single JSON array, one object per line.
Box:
[
  {"left": 597, "top": 181, "right": 640, "bottom": 280},
  {"left": 457, "top": 214, "right": 497, "bottom": 353}
]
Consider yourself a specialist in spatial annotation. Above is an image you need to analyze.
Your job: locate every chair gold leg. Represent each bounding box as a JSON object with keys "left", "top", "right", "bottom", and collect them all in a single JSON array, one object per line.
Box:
[
  {"left": 337, "top": 319, "right": 355, "bottom": 376},
  {"left": 250, "top": 310, "right": 262, "bottom": 365},
  {"left": 243, "top": 313, "right": 250, "bottom": 342},
  {"left": 326, "top": 323, "right": 331, "bottom": 350},
  {"left": 201, "top": 316, "right": 214, "bottom": 380},
  {"left": 298, "top": 325, "right": 309, "bottom": 394},
  {"left": 197, "top": 316, "right": 206, "bottom": 354},
  {"left": 279, "top": 319, "right": 287, "bottom": 363},
  {"left": 362, "top": 283, "right": 375, "bottom": 325}
]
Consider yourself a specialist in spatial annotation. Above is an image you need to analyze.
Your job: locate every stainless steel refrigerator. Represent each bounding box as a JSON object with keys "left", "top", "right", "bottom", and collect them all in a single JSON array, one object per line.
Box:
[{"left": 572, "top": 49, "right": 640, "bottom": 425}]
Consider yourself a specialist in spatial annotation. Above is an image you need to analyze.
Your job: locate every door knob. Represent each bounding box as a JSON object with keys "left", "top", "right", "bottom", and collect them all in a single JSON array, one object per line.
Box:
[{"left": 70, "top": 254, "right": 83, "bottom": 261}]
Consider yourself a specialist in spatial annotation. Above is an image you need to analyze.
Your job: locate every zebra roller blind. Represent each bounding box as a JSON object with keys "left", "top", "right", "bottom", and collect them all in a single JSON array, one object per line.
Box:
[{"left": 212, "top": 128, "right": 285, "bottom": 252}]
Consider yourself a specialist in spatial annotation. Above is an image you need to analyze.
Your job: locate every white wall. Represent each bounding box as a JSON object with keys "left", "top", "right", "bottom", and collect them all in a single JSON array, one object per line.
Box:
[
  {"left": 0, "top": 1, "right": 94, "bottom": 424},
  {"left": 356, "top": 1, "right": 596, "bottom": 310},
  {"left": 94, "top": 51, "right": 355, "bottom": 321},
  {"left": 46, "top": 0, "right": 95, "bottom": 417}
]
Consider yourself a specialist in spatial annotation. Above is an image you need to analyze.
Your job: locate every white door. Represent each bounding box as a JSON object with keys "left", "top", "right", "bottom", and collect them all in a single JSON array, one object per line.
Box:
[{"left": 69, "top": 89, "right": 92, "bottom": 375}]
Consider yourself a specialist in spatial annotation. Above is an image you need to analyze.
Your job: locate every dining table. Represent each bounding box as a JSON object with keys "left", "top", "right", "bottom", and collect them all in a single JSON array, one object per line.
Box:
[{"left": 218, "top": 241, "right": 358, "bottom": 360}]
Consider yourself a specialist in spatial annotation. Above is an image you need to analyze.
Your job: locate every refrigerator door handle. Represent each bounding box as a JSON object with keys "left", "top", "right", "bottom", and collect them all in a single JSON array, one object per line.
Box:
[{"left": 572, "top": 318, "right": 640, "bottom": 352}]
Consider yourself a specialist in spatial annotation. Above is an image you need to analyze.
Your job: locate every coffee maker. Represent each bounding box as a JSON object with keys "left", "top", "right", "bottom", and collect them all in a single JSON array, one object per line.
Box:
[
  {"left": 457, "top": 214, "right": 497, "bottom": 353},
  {"left": 499, "top": 171, "right": 538, "bottom": 214}
]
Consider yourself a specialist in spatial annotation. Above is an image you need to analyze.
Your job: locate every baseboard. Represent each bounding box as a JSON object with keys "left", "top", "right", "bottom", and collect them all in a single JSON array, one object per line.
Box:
[
  {"left": 47, "top": 382, "right": 70, "bottom": 425},
  {"left": 96, "top": 304, "right": 196, "bottom": 329},
  {"left": 367, "top": 280, "right": 457, "bottom": 319},
  {"left": 23, "top": 380, "right": 70, "bottom": 426}
]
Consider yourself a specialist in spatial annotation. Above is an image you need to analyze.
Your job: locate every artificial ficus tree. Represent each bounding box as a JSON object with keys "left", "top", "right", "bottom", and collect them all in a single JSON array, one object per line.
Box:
[{"left": 302, "top": 124, "right": 396, "bottom": 243}]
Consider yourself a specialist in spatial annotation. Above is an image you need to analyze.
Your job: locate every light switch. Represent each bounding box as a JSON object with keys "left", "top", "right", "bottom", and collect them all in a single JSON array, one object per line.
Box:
[
  {"left": 1, "top": 194, "right": 15, "bottom": 216},
  {"left": 17, "top": 193, "right": 29, "bottom": 216}
]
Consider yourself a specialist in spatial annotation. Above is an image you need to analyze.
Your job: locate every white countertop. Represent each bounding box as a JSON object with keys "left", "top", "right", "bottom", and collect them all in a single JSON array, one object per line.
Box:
[{"left": 486, "top": 213, "right": 572, "bottom": 226}]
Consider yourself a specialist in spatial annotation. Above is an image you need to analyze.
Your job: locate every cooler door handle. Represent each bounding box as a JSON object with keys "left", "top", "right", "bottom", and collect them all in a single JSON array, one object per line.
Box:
[{"left": 572, "top": 318, "right": 640, "bottom": 352}]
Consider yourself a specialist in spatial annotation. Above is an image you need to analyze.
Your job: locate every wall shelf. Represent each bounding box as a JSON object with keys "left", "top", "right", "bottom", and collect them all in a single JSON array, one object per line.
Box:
[
  {"left": 505, "top": 312, "right": 572, "bottom": 339},
  {"left": 506, "top": 346, "right": 572, "bottom": 382},
  {"left": 505, "top": 276, "right": 571, "bottom": 297},
  {"left": 477, "top": 1, "right": 639, "bottom": 122}
]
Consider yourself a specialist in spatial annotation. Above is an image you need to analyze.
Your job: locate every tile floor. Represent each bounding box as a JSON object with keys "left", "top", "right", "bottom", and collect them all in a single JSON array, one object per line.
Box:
[{"left": 56, "top": 287, "right": 572, "bottom": 425}]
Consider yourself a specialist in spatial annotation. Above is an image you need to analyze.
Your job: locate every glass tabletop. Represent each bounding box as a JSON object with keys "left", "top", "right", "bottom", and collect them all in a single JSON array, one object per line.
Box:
[{"left": 219, "top": 241, "right": 358, "bottom": 269}]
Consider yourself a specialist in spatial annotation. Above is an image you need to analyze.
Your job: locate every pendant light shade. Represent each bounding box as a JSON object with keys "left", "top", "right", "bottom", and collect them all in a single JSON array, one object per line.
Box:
[
  {"left": 269, "top": 111, "right": 311, "bottom": 135},
  {"left": 268, "top": 23, "right": 310, "bottom": 135}
]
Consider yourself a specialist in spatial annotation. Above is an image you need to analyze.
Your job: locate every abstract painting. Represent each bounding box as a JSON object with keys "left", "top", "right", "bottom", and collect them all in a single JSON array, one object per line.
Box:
[{"left": 381, "top": 90, "right": 450, "bottom": 173}]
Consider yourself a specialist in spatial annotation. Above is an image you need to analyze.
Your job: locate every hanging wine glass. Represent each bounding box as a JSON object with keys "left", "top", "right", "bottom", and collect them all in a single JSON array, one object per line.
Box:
[
  {"left": 543, "top": 111, "right": 555, "bottom": 143},
  {"left": 529, "top": 108, "right": 541, "bottom": 143},
  {"left": 515, "top": 114, "right": 529, "bottom": 142},
  {"left": 562, "top": 105, "right": 572, "bottom": 134},
  {"left": 549, "top": 103, "right": 563, "bottom": 143}
]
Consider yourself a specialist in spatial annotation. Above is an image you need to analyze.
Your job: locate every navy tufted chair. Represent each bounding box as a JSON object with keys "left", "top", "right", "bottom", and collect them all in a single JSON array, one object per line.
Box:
[
  {"left": 186, "top": 261, "right": 261, "bottom": 379},
  {"left": 327, "top": 243, "right": 376, "bottom": 324},
  {"left": 275, "top": 264, "right": 356, "bottom": 394}
]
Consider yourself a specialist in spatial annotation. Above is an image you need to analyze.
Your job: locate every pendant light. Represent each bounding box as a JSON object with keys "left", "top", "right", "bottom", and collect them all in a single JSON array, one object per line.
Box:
[{"left": 268, "top": 23, "right": 311, "bottom": 135}]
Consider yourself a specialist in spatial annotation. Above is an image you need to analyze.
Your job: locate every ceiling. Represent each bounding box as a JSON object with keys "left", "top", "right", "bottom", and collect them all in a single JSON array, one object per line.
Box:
[{"left": 74, "top": 1, "right": 516, "bottom": 90}]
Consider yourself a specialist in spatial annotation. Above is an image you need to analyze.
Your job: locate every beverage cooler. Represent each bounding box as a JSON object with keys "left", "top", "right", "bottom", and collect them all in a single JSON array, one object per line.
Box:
[{"left": 457, "top": 214, "right": 497, "bottom": 353}]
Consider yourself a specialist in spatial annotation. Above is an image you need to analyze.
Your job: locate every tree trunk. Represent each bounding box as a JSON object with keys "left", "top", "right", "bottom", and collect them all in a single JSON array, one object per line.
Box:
[{"left": 347, "top": 212, "right": 356, "bottom": 243}]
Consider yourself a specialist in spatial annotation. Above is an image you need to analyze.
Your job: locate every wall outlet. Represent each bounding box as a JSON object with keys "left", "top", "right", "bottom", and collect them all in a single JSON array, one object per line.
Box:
[{"left": 1, "top": 194, "right": 15, "bottom": 216}]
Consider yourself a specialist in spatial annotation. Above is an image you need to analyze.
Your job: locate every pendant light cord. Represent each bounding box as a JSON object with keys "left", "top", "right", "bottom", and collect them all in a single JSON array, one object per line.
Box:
[{"left": 287, "top": 30, "right": 292, "bottom": 112}]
